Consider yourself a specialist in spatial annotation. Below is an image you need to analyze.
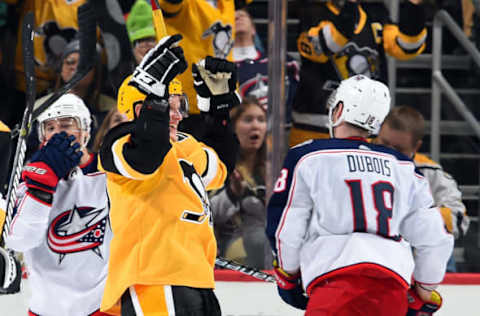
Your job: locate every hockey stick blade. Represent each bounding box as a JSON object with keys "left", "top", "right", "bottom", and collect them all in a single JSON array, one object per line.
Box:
[
  {"left": 215, "top": 257, "right": 276, "bottom": 283},
  {"left": 31, "top": 2, "right": 97, "bottom": 121},
  {"left": 2, "top": 12, "right": 36, "bottom": 242}
]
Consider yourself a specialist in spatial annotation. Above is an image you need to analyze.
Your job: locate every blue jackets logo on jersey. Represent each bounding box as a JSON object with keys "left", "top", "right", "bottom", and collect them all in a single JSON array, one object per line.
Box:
[{"left": 47, "top": 205, "right": 109, "bottom": 263}]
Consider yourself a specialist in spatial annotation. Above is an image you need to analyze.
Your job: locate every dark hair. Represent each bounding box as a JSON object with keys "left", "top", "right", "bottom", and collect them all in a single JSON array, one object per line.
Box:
[
  {"left": 382, "top": 105, "right": 425, "bottom": 146},
  {"left": 92, "top": 108, "right": 122, "bottom": 153},
  {"left": 230, "top": 96, "right": 266, "bottom": 182}
]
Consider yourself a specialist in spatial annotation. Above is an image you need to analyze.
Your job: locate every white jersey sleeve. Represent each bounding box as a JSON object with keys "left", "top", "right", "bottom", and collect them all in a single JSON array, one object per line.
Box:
[
  {"left": 400, "top": 176, "right": 454, "bottom": 285},
  {"left": 417, "top": 160, "right": 469, "bottom": 238},
  {"left": 271, "top": 158, "right": 313, "bottom": 272},
  {"left": 5, "top": 183, "right": 51, "bottom": 252}
]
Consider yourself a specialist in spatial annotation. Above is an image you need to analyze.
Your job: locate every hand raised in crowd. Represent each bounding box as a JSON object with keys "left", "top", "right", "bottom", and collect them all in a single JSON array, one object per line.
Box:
[{"left": 228, "top": 169, "right": 247, "bottom": 199}]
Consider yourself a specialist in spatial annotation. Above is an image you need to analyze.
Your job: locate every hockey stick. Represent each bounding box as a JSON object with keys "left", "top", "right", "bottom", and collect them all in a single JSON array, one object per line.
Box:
[
  {"left": 2, "top": 12, "right": 36, "bottom": 242},
  {"left": 2, "top": 3, "right": 97, "bottom": 239},
  {"left": 150, "top": 0, "right": 169, "bottom": 40},
  {"left": 215, "top": 257, "right": 276, "bottom": 283},
  {"left": 30, "top": 2, "right": 97, "bottom": 122},
  {"left": 0, "top": 12, "right": 35, "bottom": 294}
]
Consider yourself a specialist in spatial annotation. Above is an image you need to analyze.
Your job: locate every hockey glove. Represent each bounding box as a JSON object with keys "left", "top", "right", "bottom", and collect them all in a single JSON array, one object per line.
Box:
[
  {"left": 129, "top": 94, "right": 172, "bottom": 174},
  {"left": 192, "top": 56, "right": 241, "bottom": 116},
  {"left": 406, "top": 287, "right": 442, "bottom": 316},
  {"left": 0, "top": 247, "right": 21, "bottom": 294},
  {"left": 130, "top": 34, "right": 188, "bottom": 98},
  {"left": 22, "top": 132, "right": 82, "bottom": 196},
  {"left": 273, "top": 264, "right": 309, "bottom": 310}
]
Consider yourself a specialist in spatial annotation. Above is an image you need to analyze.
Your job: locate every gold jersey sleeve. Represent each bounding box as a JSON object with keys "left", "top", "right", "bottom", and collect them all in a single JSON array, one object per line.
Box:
[
  {"left": 157, "top": 0, "right": 235, "bottom": 115},
  {"left": 99, "top": 127, "right": 227, "bottom": 314}
]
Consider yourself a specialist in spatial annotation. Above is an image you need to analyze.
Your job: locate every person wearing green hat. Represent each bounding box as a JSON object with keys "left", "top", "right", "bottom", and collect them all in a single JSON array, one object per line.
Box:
[{"left": 126, "top": 0, "right": 158, "bottom": 65}]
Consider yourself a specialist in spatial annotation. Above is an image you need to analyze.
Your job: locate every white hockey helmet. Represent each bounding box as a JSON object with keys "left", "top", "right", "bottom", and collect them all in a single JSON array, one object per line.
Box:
[
  {"left": 327, "top": 74, "right": 391, "bottom": 136},
  {"left": 37, "top": 93, "right": 92, "bottom": 145}
]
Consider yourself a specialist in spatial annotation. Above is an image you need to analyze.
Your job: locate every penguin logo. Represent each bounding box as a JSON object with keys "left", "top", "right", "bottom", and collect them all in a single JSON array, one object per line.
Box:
[{"left": 202, "top": 21, "right": 233, "bottom": 59}]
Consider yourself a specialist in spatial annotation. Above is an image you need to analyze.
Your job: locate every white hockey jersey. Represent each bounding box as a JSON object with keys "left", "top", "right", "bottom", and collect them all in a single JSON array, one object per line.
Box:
[
  {"left": 5, "top": 168, "right": 111, "bottom": 316},
  {"left": 266, "top": 138, "right": 453, "bottom": 294}
]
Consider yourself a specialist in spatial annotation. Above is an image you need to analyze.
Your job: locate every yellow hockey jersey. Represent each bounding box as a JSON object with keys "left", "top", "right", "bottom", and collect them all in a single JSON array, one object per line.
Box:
[
  {"left": 157, "top": 0, "right": 235, "bottom": 114},
  {"left": 98, "top": 123, "right": 227, "bottom": 314},
  {"left": 14, "top": 0, "right": 87, "bottom": 93},
  {"left": 294, "top": 2, "right": 427, "bottom": 127}
]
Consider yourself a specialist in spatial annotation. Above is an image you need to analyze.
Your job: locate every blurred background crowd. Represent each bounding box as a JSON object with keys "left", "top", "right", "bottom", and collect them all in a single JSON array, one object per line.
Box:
[{"left": 0, "top": 0, "right": 480, "bottom": 273}]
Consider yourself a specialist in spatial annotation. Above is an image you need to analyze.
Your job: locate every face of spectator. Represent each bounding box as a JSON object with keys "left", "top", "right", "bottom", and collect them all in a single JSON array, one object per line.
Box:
[
  {"left": 235, "top": 10, "right": 255, "bottom": 38},
  {"left": 109, "top": 111, "right": 128, "bottom": 130},
  {"left": 61, "top": 52, "right": 79, "bottom": 82},
  {"left": 61, "top": 51, "right": 95, "bottom": 86},
  {"left": 376, "top": 123, "right": 416, "bottom": 157},
  {"left": 133, "top": 37, "right": 157, "bottom": 65},
  {"left": 235, "top": 104, "right": 266, "bottom": 153}
]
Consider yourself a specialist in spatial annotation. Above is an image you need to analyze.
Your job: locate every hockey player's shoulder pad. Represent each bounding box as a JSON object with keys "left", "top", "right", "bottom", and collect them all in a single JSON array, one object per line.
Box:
[
  {"left": 413, "top": 153, "right": 441, "bottom": 170},
  {"left": 98, "top": 121, "right": 135, "bottom": 175}
]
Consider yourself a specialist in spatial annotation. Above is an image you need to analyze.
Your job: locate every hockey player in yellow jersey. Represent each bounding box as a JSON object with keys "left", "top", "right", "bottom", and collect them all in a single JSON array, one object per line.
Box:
[{"left": 99, "top": 34, "right": 239, "bottom": 315}]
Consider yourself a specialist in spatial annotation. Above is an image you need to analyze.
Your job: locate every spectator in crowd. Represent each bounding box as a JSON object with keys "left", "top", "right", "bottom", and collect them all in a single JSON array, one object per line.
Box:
[
  {"left": 6, "top": 0, "right": 88, "bottom": 128},
  {"left": 91, "top": 108, "right": 128, "bottom": 153},
  {"left": 374, "top": 105, "right": 470, "bottom": 272},
  {"left": 291, "top": 0, "right": 427, "bottom": 146},
  {"left": 211, "top": 97, "right": 268, "bottom": 269},
  {"left": 34, "top": 39, "right": 116, "bottom": 150},
  {"left": 233, "top": 8, "right": 262, "bottom": 62},
  {"left": 5, "top": 93, "right": 111, "bottom": 316},
  {"left": 155, "top": 0, "right": 242, "bottom": 138},
  {"left": 126, "top": 0, "right": 157, "bottom": 69},
  {"left": 233, "top": 8, "right": 299, "bottom": 127}
]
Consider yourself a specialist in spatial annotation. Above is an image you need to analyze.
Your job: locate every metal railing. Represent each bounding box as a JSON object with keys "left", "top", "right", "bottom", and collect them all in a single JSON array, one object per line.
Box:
[{"left": 431, "top": 10, "right": 480, "bottom": 162}]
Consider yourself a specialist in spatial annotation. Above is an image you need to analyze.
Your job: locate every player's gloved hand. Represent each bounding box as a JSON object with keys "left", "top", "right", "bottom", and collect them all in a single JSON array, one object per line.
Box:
[
  {"left": 130, "top": 34, "right": 188, "bottom": 98},
  {"left": 192, "top": 56, "right": 241, "bottom": 116},
  {"left": 22, "top": 132, "right": 82, "bottom": 195},
  {"left": 273, "top": 264, "right": 309, "bottom": 310},
  {"left": 406, "top": 286, "right": 442, "bottom": 316},
  {"left": 0, "top": 247, "right": 21, "bottom": 294}
]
